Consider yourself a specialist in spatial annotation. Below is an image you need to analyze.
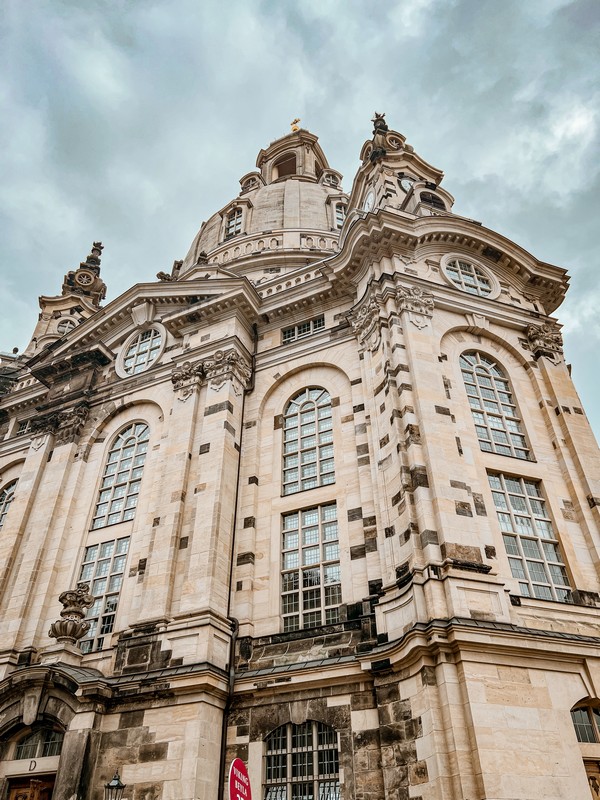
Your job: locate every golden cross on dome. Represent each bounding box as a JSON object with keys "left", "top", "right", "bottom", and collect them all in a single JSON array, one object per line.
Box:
[{"left": 290, "top": 118, "right": 301, "bottom": 132}]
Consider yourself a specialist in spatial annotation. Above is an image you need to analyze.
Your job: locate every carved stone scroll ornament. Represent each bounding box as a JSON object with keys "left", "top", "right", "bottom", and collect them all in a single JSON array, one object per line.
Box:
[
  {"left": 48, "top": 582, "right": 95, "bottom": 645},
  {"left": 171, "top": 361, "right": 204, "bottom": 401},
  {"left": 396, "top": 286, "right": 434, "bottom": 329},
  {"left": 203, "top": 350, "right": 252, "bottom": 394},
  {"left": 347, "top": 296, "right": 381, "bottom": 353},
  {"left": 525, "top": 322, "right": 563, "bottom": 359}
]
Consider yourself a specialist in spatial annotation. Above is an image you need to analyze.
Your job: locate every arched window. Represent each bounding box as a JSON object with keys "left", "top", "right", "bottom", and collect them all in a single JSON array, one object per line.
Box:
[
  {"left": 14, "top": 728, "right": 64, "bottom": 760},
  {"left": 420, "top": 191, "right": 445, "bottom": 210},
  {"left": 273, "top": 153, "right": 297, "bottom": 180},
  {"left": 0, "top": 479, "right": 17, "bottom": 529},
  {"left": 283, "top": 388, "right": 334, "bottom": 495},
  {"left": 225, "top": 207, "right": 243, "bottom": 238},
  {"left": 335, "top": 203, "right": 346, "bottom": 229},
  {"left": 264, "top": 721, "right": 340, "bottom": 800},
  {"left": 91, "top": 423, "right": 150, "bottom": 530},
  {"left": 460, "top": 352, "right": 530, "bottom": 460}
]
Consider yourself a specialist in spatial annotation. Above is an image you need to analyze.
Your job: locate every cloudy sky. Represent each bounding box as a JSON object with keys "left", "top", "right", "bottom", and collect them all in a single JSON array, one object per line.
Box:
[{"left": 1, "top": 0, "right": 599, "bottom": 437}]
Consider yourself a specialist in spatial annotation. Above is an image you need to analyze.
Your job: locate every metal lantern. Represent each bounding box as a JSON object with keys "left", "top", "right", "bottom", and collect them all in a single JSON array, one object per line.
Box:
[{"left": 104, "top": 770, "right": 126, "bottom": 800}]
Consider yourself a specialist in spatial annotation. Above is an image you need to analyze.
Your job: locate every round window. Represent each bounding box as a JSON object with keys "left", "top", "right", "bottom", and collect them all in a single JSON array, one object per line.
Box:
[
  {"left": 57, "top": 319, "right": 76, "bottom": 335},
  {"left": 443, "top": 257, "right": 495, "bottom": 297},
  {"left": 118, "top": 328, "right": 164, "bottom": 376}
]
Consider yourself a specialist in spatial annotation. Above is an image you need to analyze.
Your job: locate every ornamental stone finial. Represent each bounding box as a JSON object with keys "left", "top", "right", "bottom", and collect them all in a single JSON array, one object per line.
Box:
[
  {"left": 48, "top": 582, "right": 95, "bottom": 645},
  {"left": 370, "top": 112, "right": 389, "bottom": 163}
]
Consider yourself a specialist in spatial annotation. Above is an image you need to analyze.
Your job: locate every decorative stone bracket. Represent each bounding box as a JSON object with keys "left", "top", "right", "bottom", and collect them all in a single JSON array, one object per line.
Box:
[
  {"left": 396, "top": 286, "right": 434, "bottom": 329},
  {"left": 524, "top": 322, "right": 563, "bottom": 360},
  {"left": 48, "top": 582, "right": 95, "bottom": 646}
]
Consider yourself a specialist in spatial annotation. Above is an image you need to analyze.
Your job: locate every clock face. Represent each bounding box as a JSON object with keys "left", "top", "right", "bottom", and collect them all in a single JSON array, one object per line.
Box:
[
  {"left": 363, "top": 191, "right": 375, "bottom": 212},
  {"left": 399, "top": 177, "right": 415, "bottom": 192},
  {"left": 75, "top": 271, "right": 93, "bottom": 286}
]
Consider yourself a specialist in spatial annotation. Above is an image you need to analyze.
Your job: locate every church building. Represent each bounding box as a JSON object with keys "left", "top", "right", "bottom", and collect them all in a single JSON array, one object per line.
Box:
[{"left": 1, "top": 115, "right": 600, "bottom": 800}]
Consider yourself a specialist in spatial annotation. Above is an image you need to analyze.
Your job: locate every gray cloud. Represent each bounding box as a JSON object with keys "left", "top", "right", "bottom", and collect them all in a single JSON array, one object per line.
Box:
[{"left": 1, "top": 0, "right": 598, "bottom": 437}]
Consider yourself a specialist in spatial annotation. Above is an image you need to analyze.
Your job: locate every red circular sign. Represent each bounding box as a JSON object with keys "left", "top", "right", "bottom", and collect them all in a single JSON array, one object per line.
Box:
[{"left": 229, "top": 757, "right": 252, "bottom": 800}]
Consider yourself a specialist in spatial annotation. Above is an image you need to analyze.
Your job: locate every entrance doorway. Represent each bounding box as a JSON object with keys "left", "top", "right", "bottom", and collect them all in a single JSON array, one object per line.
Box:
[{"left": 8, "top": 776, "right": 55, "bottom": 800}]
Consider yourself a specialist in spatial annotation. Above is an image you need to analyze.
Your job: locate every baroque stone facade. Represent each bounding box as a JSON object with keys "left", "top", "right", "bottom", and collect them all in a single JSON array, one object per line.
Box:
[{"left": 1, "top": 117, "right": 600, "bottom": 800}]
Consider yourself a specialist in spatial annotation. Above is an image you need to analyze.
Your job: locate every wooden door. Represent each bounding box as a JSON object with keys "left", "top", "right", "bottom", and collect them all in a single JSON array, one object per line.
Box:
[{"left": 8, "top": 777, "right": 55, "bottom": 800}]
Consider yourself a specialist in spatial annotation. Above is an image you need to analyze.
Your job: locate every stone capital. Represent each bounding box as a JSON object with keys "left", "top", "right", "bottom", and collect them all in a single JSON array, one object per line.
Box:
[
  {"left": 202, "top": 349, "right": 252, "bottom": 394},
  {"left": 525, "top": 322, "right": 563, "bottom": 359},
  {"left": 171, "top": 360, "right": 204, "bottom": 401},
  {"left": 396, "top": 286, "right": 434, "bottom": 329}
]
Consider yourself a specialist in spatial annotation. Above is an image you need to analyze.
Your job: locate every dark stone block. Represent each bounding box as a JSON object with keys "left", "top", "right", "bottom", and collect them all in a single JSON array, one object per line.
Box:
[
  {"left": 473, "top": 493, "right": 487, "bottom": 516},
  {"left": 179, "top": 536, "right": 189, "bottom": 550},
  {"left": 421, "top": 666, "right": 437, "bottom": 686},
  {"left": 485, "top": 545, "right": 497, "bottom": 559},
  {"left": 204, "top": 400, "right": 233, "bottom": 416},
  {"left": 365, "top": 538, "right": 378, "bottom": 553},
  {"left": 455, "top": 501, "right": 473, "bottom": 517},
  {"left": 248, "top": 475, "right": 259, "bottom": 485},
  {"left": 368, "top": 579, "right": 383, "bottom": 595},
  {"left": 351, "top": 545, "right": 366, "bottom": 560},
  {"left": 223, "top": 420, "right": 236, "bottom": 436},
  {"left": 139, "top": 742, "right": 168, "bottom": 762},
  {"left": 348, "top": 507, "right": 363, "bottom": 522},
  {"left": 358, "top": 456, "right": 370, "bottom": 466},
  {"left": 420, "top": 529, "right": 438, "bottom": 547},
  {"left": 119, "top": 710, "right": 145, "bottom": 729},
  {"left": 199, "top": 442, "right": 210, "bottom": 454},
  {"left": 435, "top": 405, "right": 451, "bottom": 416},
  {"left": 384, "top": 525, "right": 395, "bottom": 538},
  {"left": 353, "top": 403, "right": 365, "bottom": 413},
  {"left": 237, "top": 551, "right": 255, "bottom": 565},
  {"left": 450, "top": 479, "right": 468, "bottom": 490},
  {"left": 243, "top": 516, "right": 255, "bottom": 528},
  {"left": 357, "top": 443, "right": 369, "bottom": 455},
  {"left": 379, "top": 434, "right": 389, "bottom": 448},
  {"left": 363, "top": 515, "right": 377, "bottom": 528}
]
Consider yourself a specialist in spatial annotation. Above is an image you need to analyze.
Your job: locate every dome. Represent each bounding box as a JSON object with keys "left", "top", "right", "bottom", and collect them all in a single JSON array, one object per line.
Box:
[{"left": 181, "top": 129, "right": 348, "bottom": 277}]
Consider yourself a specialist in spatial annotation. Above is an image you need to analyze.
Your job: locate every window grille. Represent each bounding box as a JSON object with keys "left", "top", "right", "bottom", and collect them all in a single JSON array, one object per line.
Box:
[
  {"left": 445, "top": 258, "right": 492, "bottom": 296},
  {"left": 0, "top": 480, "right": 17, "bottom": 529},
  {"left": 122, "top": 329, "right": 162, "bottom": 375},
  {"left": 91, "top": 423, "right": 149, "bottom": 529},
  {"left": 460, "top": 352, "right": 530, "bottom": 460},
  {"left": 264, "top": 721, "right": 340, "bottom": 800},
  {"left": 489, "top": 473, "right": 571, "bottom": 602},
  {"left": 79, "top": 536, "right": 130, "bottom": 652},
  {"left": 14, "top": 729, "right": 64, "bottom": 760},
  {"left": 571, "top": 706, "right": 600, "bottom": 743},
  {"left": 281, "top": 504, "right": 340, "bottom": 631},
  {"left": 283, "top": 388, "right": 334, "bottom": 495},
  {"left": 282, "top": 316, "right": 325, "bottom": 344},
  {"left": 226, "top": 207, "right": 243, "bottom": 238},
  {"left": 17, "top": 420, "right": 31, "bottom": 435}
]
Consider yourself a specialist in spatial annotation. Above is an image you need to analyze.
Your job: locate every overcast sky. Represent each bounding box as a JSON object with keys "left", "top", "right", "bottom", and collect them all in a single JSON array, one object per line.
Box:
[{"left": 1, "top": 0, "right": 598, "bottom": 438}]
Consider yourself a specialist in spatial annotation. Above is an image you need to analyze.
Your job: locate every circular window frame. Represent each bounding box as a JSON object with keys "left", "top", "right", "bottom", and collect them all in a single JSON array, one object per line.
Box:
[
  {"left": 56, "top": 318, "right": 77, "bottom": 335},
  {"left": 440, "top": 253, "right": 500, "bottom": 299},
  {"left": 115, "top": 324, "right": 167, "bottom": 379}
]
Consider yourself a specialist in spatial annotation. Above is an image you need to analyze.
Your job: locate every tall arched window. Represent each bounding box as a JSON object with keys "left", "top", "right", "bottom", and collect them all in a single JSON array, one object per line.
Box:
[
  {"left": 264, "top": 721, "right": 340, "bottom": 800},
  {"left": 335, "top": 203, "right": 346, "bottom": 229},
  {"left": 91, "top": 423, "right": 150, "bottom": 529},
  {"left": 460, "top": 352, "right": 530, "bottom": 460},
  {"left": 0, "top": 479, "right": 17, "bottom": 529},
  {"left": 283, "top": 388, "right": 334, "bottom": 496}
]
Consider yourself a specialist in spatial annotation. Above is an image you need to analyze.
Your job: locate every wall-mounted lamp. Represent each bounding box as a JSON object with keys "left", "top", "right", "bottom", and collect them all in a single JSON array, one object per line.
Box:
[{"left": 104, "top": 770, "right": 126, "bottom": 800}]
